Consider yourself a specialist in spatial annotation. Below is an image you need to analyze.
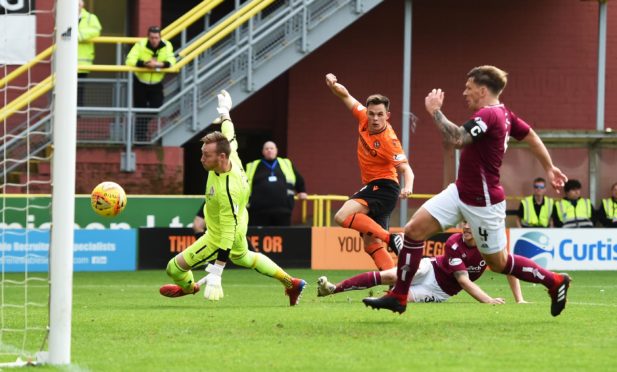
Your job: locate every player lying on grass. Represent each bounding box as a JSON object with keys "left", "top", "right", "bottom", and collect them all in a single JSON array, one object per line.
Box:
[
  {"left": 317, "top": 222, "right": 526, "bottom": 304},
  {"left": 160, "top": 90, "right": 306, "bottom": 306}
]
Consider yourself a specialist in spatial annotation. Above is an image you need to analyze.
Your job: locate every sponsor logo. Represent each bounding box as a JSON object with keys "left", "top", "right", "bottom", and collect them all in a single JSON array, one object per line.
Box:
[
  {"left": 558, "top": 238, "right": 617, "bottom": 261},
  {"left": 448, "top": 258, "right": 462, "bottom": 266},
  {"left": 358, "top": 137, "right": 378, "bottom": 157},
  {"left": 513, "top": 231, "right": 554, "bottom": 268},
  {"left": 467, "top": 260, "right": 486, "bottom": 272}
]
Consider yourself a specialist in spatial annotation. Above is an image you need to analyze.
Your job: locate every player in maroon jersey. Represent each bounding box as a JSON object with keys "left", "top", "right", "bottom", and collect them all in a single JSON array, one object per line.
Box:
[
  {"left": 317, "top": 223, "right": 525, "bottom": 304},
  {"left": 364, "top": 66, "right": 569, "bottom": 316}
]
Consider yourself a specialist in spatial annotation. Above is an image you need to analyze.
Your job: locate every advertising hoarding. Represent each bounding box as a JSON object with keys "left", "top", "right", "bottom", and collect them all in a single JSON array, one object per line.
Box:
[
  {"left": 0, "top": 229, "right": 137, "bottom": 272},
  {"left": 510, "top": 228, "right": 617, "bottom": 270}
]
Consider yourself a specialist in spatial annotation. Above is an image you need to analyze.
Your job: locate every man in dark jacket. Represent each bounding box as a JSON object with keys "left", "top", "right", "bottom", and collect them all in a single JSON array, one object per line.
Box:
[{"left": 245, "top": 141, "right": 307, "bottom": 226}]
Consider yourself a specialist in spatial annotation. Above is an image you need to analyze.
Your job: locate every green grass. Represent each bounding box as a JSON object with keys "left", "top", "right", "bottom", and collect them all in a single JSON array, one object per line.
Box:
[{"left": 2, "top": 270, "right": 616, "bottom": 371}]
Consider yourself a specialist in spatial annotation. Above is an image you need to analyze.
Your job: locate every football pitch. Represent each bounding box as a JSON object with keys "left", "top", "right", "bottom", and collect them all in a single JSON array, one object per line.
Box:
[{"left": 6, "top": 269, "right": 617, "bottom": 371}]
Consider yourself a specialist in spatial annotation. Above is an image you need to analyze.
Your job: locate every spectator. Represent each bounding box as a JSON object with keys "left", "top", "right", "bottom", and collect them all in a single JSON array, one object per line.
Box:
[
  {"left": 125, "top": 26, "right": 176, "bottom": 141},
  {"left": 553, "top": 179, "right": 595, "bottom": 228},
  {"left": 193, "top": 201, "right": 206, "bottom": 238},
  {"left": 598, "top": 182, "right": 617, "bottom": 227},
  {"left": 77, "top": 0, "right": 102, "bottom": 106},
  {"left": 246, "top": 141, "right": 307, "bottom": 226},
  {"left": 516, "top": 177, "right": 554, "bottom": 228}
]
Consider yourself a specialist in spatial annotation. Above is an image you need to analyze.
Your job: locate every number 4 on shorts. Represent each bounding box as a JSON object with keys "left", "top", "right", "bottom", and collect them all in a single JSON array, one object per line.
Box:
[{"left": 478, "top": 227, "right": 488, "bottom": 241}]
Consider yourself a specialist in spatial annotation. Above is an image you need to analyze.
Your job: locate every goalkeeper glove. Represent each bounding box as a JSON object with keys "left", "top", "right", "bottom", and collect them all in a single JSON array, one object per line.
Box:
[
  {"left": 216, "top": 89, "right": 232, "bottom": 116},
  {"left": 203, "top": 263, "right": 225, "bottom": 301}
]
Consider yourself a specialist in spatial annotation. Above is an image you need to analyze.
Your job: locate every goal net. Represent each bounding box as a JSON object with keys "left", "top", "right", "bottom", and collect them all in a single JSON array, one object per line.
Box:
[{"left": 0, "top": 0, "right": 76, "bottom": 366}]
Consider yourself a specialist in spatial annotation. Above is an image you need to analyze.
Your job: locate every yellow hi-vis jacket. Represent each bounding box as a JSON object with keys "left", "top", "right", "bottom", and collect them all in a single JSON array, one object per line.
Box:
[
  {"left": 245, "top": 157, "right": 296, "bottom": 195},
  {"left": 520, "top": 195, "right": 553, "bottom": 227},
  {"left": 555, "top": 198, "right": 593, "bottom": 228},
  {"left": 78, "top": 8, "right": 102, "bottom": 73},
  {"left": 125, "top": 39, "right": 176, "bottom": 85},
  {"left": 602, "top": 198, "right": 617, "bottom": 221}
]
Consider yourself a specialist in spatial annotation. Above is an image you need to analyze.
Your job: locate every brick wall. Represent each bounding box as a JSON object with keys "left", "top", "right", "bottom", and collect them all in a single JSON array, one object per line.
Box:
[
  {"left": 74, "top": 146, "right": 183, "bottom": 195},
  {"left": 131, "top": 0, "right": 162, "bottom": 36},
  {"left": 286, "top": 0, "right": 617, "bottom": 204}
]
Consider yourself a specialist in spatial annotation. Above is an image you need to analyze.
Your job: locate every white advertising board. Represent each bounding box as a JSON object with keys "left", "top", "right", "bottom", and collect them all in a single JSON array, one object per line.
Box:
[{"left": 509, "top": 228, "right": 617, "bottom": 270}]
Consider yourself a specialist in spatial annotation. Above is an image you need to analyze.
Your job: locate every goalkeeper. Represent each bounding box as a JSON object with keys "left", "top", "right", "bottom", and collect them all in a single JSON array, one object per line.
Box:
[{"left": 160, "top": 90, "right": 306, "bottom": 305}]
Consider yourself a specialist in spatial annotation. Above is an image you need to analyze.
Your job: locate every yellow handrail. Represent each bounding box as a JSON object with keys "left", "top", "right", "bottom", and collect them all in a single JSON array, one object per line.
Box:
[
  {"left": 1, "top": 0, "right": 275, "bottom": 122},
  {"left": 180, "top": 0, "right": 264, "bottom": 58},
  {"left": 0, "top": 76, "right": 54, "bottom": 122},
  {"left": 299, "top": 194, "right": 438, "bottom": 227},
  {"left": 164, "top": 0, "right": 225, "bottom": 40},
  {"left": 163, "top": 0, "right": 213, "bottom": 36},
  {"left": 0, "top": 0, "right": 219, "bottom": 89},
  {"left": 0, "top": 46, "right": 54, "bottom": 89},
  {"left": 177, "top": 0, "right": 275, "bottom": 70},
  {"left": 79, "top": 64, "right": 176, "bottom": 73}
]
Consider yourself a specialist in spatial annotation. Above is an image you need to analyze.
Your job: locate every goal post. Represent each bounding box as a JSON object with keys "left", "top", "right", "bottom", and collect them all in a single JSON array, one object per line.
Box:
[{"left": 47, "top": 0, "right": 78, "bottom": 365}]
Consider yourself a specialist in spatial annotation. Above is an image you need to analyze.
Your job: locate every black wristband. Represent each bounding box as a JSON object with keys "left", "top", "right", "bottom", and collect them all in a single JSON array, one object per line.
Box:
[{"left": 216, "top": 248, "right": 230, "bottom": 263}]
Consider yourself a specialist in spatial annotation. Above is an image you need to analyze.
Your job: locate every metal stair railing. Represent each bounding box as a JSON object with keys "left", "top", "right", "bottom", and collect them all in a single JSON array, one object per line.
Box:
[{"left": 1, "top": 0, "right": 382, "bottom": 172}]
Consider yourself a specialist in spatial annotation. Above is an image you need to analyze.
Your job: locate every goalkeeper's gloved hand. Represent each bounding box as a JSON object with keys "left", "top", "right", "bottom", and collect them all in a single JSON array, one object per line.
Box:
[
  {"left": 203, "top": 263, "right": 225, "bottom": 301},
  {"left": 216, "top": 89, "right": 232, "bottom": 116}
]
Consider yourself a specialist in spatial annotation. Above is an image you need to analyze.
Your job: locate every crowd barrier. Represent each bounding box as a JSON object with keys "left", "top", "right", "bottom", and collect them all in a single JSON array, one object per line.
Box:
[{"left": 3, "top": 226, "right": 614, "bottom": 272}]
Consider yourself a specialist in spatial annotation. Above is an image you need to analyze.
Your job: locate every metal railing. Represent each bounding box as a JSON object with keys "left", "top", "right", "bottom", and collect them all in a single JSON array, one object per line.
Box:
[
  {"left": 300, "top": 193, "right": 438, "bottom": 227},
  {"left": 2, "top": 0, "right": 377, "bottom": 174}
]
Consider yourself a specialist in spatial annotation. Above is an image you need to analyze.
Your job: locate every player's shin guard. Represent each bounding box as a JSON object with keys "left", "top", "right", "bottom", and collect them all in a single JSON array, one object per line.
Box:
[
  {"left": 165, "top": 257, "right": 195, "bottom": 291},
  {"left": 342, "top": 213, "right": 389, "bottom": 242},
  {"left": 501, "top": 254, "right": 556, "bottom": 288},
  {"left": 364, "top": 242, "right": 394, "bottom": 270},
  {"left": 391, "top": 237, "right": 424, "bottom": 296},
  {"left": 231, "top": 250, "right": 293, "bottom": 288}
]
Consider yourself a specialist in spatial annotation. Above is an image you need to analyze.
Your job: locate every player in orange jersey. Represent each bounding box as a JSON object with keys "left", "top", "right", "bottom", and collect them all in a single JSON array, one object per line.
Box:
[{"left": 325, "top": 73, "right": 414, "bottom": 270}]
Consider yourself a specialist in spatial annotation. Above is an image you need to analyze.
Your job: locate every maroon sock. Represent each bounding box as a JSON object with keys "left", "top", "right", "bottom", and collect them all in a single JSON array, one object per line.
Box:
[
  {"left": 391, "top": 237, "right": 424, "bottom": 296},
  {"left": 334, "top": 271, "right": 382, "bottom": 293},
  {"left": 501, "top": 254, "right": 556, "bottom": 289}
]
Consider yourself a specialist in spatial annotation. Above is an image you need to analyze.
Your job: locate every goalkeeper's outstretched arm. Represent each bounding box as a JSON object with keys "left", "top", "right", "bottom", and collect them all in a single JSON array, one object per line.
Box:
[{"left": 215, "top": 90, "right": 238, "bottom": 153}]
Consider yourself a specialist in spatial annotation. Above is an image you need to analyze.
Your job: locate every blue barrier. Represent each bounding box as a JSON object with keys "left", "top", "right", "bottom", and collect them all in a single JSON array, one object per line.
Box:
[{"left": 0, "top": 229, "right": 137, "bottom": 272}]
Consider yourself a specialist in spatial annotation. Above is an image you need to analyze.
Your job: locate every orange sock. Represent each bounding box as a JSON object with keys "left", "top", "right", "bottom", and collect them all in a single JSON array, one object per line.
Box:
[
  {"left": 364, "top": 241, "right": 395, "bottom": 270},
  {"left": 342, "top": 213, "right": 389, "bottom": 242}
]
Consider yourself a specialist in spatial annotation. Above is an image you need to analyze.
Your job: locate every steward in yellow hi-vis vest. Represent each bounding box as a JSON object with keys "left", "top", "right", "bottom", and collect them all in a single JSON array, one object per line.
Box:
[
  {"left": 125, "top": 26, "right": 176, "bottom": 85},
  {"left": 125, "top": 26, "right": 176, "bottom": 141},
  {"left": 516, "top": 178, "right": 553, "bottom": 228},
  {"left": 520, "top": 196, "right": 553, "bottom": 227},
  {"left": 245, "top": 141, "right": 307, "bottom": 226},
  {"left": 598, "top": 182, "right": 617, "bottom": 227},
  {"left": 78, "top": 3, "right": 102, "bottom": 73},
  {"left": 552, "top": 179, "right": 595, "bottom": 228}
]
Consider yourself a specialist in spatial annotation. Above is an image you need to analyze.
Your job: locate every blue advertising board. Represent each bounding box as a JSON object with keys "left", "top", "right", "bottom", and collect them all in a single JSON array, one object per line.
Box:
[
  {"left": 510, "top": 228, "right": 617, "bottom": 270},
  {"left": 0, "top": 229, "right": 137, "bottom": 272}
]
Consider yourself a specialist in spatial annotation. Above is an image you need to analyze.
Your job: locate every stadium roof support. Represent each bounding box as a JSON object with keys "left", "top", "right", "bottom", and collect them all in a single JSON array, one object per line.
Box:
[
  {"left": 399, "top": 0, "right": 413, "bottom": 225},
  {"left": 595, "top": 1, "right": 608, "bottom": 132}
]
